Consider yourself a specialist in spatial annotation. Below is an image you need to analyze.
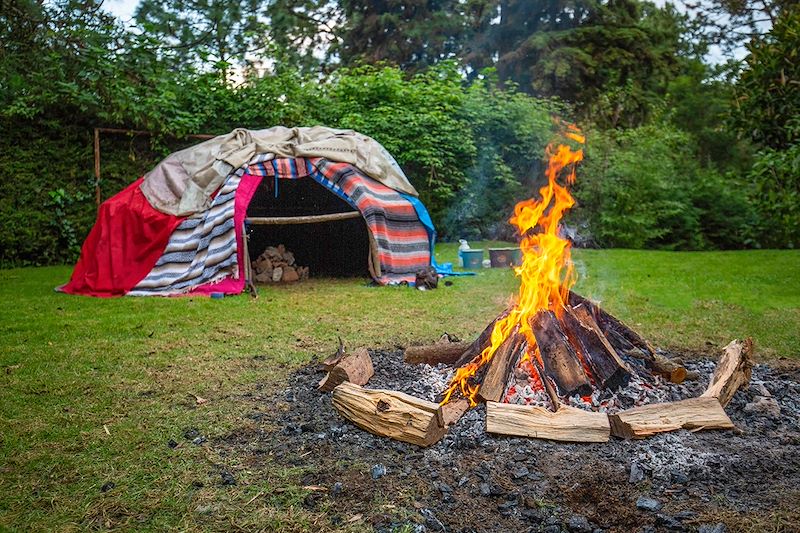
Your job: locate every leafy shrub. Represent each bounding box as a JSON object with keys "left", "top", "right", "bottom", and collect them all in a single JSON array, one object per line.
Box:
[{"left": 574, "top": 124, "right": 757, "bottom": 250}]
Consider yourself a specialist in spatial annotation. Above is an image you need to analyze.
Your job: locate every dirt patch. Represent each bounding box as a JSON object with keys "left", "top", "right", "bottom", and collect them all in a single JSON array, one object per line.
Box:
[{"left": 214, "top": 350, "right": 800, "bottom": 532}]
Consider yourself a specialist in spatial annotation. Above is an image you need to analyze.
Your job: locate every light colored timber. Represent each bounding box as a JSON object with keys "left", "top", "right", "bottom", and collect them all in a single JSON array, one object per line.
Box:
[
  {"left": 608, "top": 396, "right": 735, "bottom": 439},
  {"left": 319, "top": 347, "right": 374, "bottom": 392},
  {"left": 486, "top": 402, "right": 610, "bottom": 442},
  {"left": 331, "top": 382, "right": 447, "bottom": 447},
  {"left": 246, "top": 212, "right": 361, "bottom": 225},
  {"left": 702, "top": 338, "right": 754, "bottom": 407},
  {"left": 404, "top": 341, "right": 471, "bottom": 365}
]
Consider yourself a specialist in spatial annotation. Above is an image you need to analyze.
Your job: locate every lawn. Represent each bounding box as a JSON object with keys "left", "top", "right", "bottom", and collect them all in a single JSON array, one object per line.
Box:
[{"left": 0, "top": 245, "right": 798, "bottom": 531}]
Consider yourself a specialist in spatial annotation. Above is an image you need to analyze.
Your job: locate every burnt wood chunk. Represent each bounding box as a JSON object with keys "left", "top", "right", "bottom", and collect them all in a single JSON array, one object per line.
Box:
[
  {"left": 453, "top": 309, "right": 512, "bottom": 368},
  {"left": 702, "top": 338, "right": 754, "bottom": 407},
  {"left": 319, "top": 347, "right": 374, "bottom": 392},
  {"left": 561, "top": 304, "right": 632, "bottom": 390},
  {"left": 441, "top": 398, "right": 471, "bottom": 427},
  {"left": 404, "top": 341, "right": 471, "bottom": 365},
  {"left": 531, "top": 311, "right": 592, "bottom": 398},
  {"left": 477, "top": 332, "right": 526, "bottom": 403}
]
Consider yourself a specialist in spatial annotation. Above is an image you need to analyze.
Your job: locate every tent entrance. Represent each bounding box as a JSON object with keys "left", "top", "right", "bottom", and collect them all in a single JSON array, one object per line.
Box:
[{"left": 245, "top": 177, "right": 371, "bottom": 278}]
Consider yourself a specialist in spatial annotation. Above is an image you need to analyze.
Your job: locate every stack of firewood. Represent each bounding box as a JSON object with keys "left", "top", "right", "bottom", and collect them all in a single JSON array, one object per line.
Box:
[{"left": 252, "top": 244, "right": 309, "bottom": 283}]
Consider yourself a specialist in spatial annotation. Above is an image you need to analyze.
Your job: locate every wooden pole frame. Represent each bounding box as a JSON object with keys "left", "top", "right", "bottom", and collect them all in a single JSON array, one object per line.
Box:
[{"left": 93, "top": 127, "right": 216, "bottom": 208}]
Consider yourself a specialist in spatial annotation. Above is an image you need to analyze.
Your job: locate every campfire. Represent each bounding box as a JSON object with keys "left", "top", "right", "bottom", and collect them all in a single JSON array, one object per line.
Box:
[{"left": 319, "top": 127, "right": 754, "bottom": 446}]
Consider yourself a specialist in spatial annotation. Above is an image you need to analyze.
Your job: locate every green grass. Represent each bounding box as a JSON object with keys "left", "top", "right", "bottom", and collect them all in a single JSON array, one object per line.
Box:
[{"left": 1, "top": 245, "right": 798, "bottom": 531}]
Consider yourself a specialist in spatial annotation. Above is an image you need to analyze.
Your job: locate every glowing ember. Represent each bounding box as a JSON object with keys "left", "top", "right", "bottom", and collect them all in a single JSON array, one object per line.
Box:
[{"left": 442, "top": 125, "right": 585, "bottom": 406}]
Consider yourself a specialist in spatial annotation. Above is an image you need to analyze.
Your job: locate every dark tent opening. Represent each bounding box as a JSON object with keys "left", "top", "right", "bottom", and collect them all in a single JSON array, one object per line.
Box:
[{"left": 246, "top": 177, "right": 371, "bottom": 278}]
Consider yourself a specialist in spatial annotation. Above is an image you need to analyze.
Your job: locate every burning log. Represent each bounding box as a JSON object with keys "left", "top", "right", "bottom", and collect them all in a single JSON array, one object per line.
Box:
[
  {"left": 702, "top": 338, "right": 754, "bottom": 407},
  {"left": 453, "top": 309, "right": 511, "bottom": 368},
  {"left": 477, "top": 334, "right": 526, "bottom": 403},
  {"left": 404, "top": 341, "right": 471, "bottom": 365},
  {"left": 319, "top": 347, "right": 374, "bottom": 392},
  {"left": 561, "top": 304, "right": 632, "bottom": 390},
  {"left": 608, "top": 397, "right": 735, "bottom": 439},
  {"left": 531, "top": 311, "right": 592, "bottom": 398},
  {"left": 486, "top": 402, "right": 610, "bottom": 442},
  {"left": 331, "top": 382, "right": 447, "bottom": 447},
  {"left": 568, "top": 291, "right": 689, "bottom": 383}
]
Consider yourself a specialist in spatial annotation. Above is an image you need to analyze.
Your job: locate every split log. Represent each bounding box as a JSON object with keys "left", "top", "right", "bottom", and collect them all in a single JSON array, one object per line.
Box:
[
  {"left": 531, "top": 311, "right": 592, "bottom": 398},
  {"left": 608, "top": 396, "right": 735, "bottom": 439},
  {"left": 561, "top": 304, "right": 632, "bottom": 390},
  {"left": 453, "top": 309, "right": 512, "bottom": 368},
  {"left": 486, "top": 402, "right": 610, "bottom": 442},
  {"left": 441, "top": 398, "right": 470, "bottom": 427},
  {"left": 568, "top": 292, "right": 688, "bottom": 383},
  {"left": 320, "top": 337, "right": 346, "bottom": 371},
  {"left": 404, "top": 341, "right": 471, "bottom": 365},
  {"left": 477, "top": 333, "right": 526, "bottom": 403},
  {"left": 331, "top": 382, "right": 447, "bottom": 447},
  {"left": 319, "top": 347, "right": 374, "bottom": 392},
  {"left": 702, "top": 338, "right": 754, "bottom": 407}
]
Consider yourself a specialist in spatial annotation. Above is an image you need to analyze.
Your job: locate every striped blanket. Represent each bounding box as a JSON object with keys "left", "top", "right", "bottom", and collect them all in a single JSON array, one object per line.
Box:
[
  {"left": 247, "top": 157, "right": 432, "bottom": 284},
  {"left": 128, "top": 168, "right": 244, "bottom": 296}
]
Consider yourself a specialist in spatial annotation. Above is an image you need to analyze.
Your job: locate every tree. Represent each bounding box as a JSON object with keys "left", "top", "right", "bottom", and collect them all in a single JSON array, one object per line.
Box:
[
  {"left": 134, "top": 0, "right": 263, "bottom": 75},
  {"left": 334, "top": 0, "right": 466, "bottom": 70},
  {"left": 462, "top": 0, "right": 686, "bottom": 127},
  {"left": 732, "top": 6, "right": 800, "bottom": 246}
]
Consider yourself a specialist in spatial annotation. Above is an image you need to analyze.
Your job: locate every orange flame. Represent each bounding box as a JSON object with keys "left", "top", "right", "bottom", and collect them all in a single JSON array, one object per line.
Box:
[{"left": 442, "top": 126, "right": 584, "bottom": 406}]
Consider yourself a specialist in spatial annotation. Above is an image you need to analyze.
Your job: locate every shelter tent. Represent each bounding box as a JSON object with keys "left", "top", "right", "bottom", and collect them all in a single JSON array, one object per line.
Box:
[{"left": 59, "top": 127, "right": 436, "bottom": 297}]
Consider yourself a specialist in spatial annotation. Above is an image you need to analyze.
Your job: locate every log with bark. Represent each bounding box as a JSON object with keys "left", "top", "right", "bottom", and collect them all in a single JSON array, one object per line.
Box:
[
  {"left": 561, "top": 303, "right": 632, "bottom": 390},
  {"left": 531, "top": 311, "right": 592, "bottom": 398},
  {"left": 319, "top": 347, "right": 374, "bottom": 392},
  {"left": 404, "top": 341, "right": 471, "bottom": 365},
  {"left": 486, "top": 401, "right": 610, "bottom": 442},
  {"left": 568, "top": 292, "right": 690, "bottom": 383},
  {"left": 702, "top": 338, "right": 754, "bottom": 407},
  {"left": 608, "top": 396, "right": 735, "bottom": 439},
  {"left": 453, "top": 309, "right": 511, "bottom": 368},
  {"left": 331, "top": 382, "right": 447, "bottom": 446}
]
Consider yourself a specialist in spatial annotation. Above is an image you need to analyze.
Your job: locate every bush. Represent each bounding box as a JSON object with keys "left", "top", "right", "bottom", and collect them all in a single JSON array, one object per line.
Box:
[{"left": 574, "top": 124, "right": 757, "bottom": 250}]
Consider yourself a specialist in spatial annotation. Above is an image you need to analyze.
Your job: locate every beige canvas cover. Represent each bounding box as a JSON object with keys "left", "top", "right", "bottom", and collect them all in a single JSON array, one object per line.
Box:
[{"left": 140, "top": 126, "right": 418, "bottom": 216}]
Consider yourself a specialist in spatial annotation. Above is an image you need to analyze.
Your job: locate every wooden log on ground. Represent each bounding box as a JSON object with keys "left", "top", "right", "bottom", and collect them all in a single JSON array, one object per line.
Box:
[
  {"left": 331, "top": 382, "right": 447, "bottom": 447},
  {"left": 561, "top": 304, "right": 632, "bottom": 390},
  {"left": 702, "top": 338, "right": 754, "bottom": 407},
  {"left": 319, "top": 347, "right": 374, "bottom": 392},
  {"left": 453, "top": 309, "right": 512, "bottom": 368},
  {"left": 477, "top": 333, "right": 526, "bottom": 403},
  {"left": 531, "top": 311, "right": 592, "bottom": 398},
  {"left": 486, "top": 402, "right": 610, "bottom": 442},
  {"left": 608, "top": 396, "right": 735, "bottom": 439},
  {"left": 441, "top": 398, "right": 471, "bottom": 427},
  {"left": 404, "top": 341, "right": 471, "bottom": 365}
]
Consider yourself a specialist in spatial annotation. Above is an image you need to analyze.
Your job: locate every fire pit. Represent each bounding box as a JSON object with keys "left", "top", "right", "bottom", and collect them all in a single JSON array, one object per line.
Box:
[{"left": 319, "top": 128, "right": 754, "bottom": 446}]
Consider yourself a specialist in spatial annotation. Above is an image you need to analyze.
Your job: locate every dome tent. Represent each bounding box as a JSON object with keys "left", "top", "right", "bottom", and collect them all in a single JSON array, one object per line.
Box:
[{"left": 59, "top": 127, "right": 436, "bottom": 297}]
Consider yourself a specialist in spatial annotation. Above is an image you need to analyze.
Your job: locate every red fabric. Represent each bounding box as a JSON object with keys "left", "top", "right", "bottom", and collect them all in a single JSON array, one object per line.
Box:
[{"left": 59, "top": 179, "right": 183, "bottom": 297}]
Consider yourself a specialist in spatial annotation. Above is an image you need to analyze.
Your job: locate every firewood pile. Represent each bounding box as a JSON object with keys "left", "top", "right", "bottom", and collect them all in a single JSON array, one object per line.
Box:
[
  {"left": 318, "top": 302, "right": 754, "bottom": 447},
  {"left": 252, "top": 244, "right": 309, "bottom": 283}
]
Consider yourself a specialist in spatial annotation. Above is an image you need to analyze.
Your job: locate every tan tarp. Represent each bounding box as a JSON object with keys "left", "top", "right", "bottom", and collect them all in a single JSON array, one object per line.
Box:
[{"left": 140, "top": 126, "right": 418, "bottom": 216}]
